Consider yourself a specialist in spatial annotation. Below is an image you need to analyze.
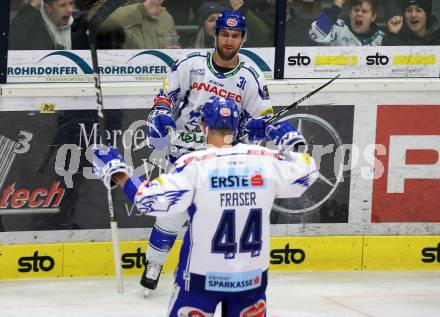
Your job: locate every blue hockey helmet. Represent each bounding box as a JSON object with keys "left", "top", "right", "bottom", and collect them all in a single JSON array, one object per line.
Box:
[
  {"left": 215, "top": 10, "right": 247, "bottom": 36},
  {"left": 201, "top": 96, "right": 240, "bottom": 131}
]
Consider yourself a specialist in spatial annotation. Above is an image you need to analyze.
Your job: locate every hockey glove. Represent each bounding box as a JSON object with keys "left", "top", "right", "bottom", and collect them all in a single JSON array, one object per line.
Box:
[
  {"left": 147, "top": 104, "right": 176, "bottom": 150},
  {"left": 93, "top": 145, "right": 131, "bottom": 190},
  {"left": 265, "top": 121, "right": 307, "bottom": 153},
  {"left": 245, "top": 115, "right": 271, "bottom": 142}
]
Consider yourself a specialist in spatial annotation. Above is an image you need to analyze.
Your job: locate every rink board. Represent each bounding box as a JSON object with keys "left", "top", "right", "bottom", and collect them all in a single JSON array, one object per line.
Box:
[
  {"left": 1, "top": 95, "right": 440, "bottom": 241},
  {"left": 363, "top": 236, "right": 440, "bottom": 270},
  {"left": 1, "top": 236, "right": 439, "bottom": 280},
  {"left": 6, "top": 47, "right": 440, "bottom": 83}
]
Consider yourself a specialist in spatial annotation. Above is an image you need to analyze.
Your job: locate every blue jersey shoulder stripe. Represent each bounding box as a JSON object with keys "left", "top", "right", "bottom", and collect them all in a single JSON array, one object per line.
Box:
[
  {"left": 173, "top": 53, "right": 208, "bottom": 71},
  {"left": 168, "top": 88, "right": 181, "bottom": 103}
]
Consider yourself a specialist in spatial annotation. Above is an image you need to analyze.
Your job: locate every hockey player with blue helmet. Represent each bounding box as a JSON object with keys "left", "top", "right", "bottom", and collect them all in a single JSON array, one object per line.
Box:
[
  {"left": 93, "top": 96, "right": 316, "bottom": 316},
  {"left": 214, "top": 10, "right": 247, "bottom": 52},
  {"left": 147, "top": 10, "right": 272, "bottom": 152},
  {"left": 215, "top": 10, "right": 247, "bottom": 34},
  {"left": 201, "top": 96, "right": 240, "bottom": 130},
  {"left": 142, "top": 9, "right": 297, "bottom": 293}
]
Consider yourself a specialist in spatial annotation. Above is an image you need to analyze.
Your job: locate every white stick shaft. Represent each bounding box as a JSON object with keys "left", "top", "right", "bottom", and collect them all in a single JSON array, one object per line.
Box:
[{"left": 110, "top": 220, "right": 124, "bottom": 293}]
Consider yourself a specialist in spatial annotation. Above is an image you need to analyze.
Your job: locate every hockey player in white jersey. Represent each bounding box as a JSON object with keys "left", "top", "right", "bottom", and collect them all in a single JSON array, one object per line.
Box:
[
  {"left": 143, "top": 10, "right": 275, "bottom": 291},
  {"left": 93, "top": 96, "right": 317, "bottom": 316}
]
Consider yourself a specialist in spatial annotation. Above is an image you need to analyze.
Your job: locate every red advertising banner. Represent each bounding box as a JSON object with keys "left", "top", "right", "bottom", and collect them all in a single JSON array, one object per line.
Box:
[{"left": 372, "top": 105, "right": 440, "bottom": 222}]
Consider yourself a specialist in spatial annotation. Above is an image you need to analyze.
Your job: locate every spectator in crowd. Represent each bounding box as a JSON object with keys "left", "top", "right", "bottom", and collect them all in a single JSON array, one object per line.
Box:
[
  {"left": 383, "top": 0, "right": 402, "bottom": 20},
  {"left": 73, "top": 0, "right": 125, "bottom": 49},
  {"left": 286, "top": 0, "right": 315, "bottom": 46},
  {"left": 220, "top": 0, "right": 272, "bottom": 46},
  {"left": 256, "top": 0, "right": 313, "bottom": 46},
  {"left": 189, "top": 0, "right": 271, "bottom": 48},
  {"left": 98, "top": 0, "right": 181, "bottom": 49},
  {"left": 258, "top": 0, "right": 317, "bottom": 46},
  {"left": 434, "top": 0, "right": 440, "bottom": 19},
  {"left": 9, "top": 0, "right": 87, "bottom": 49},
  {"left": 164, "top": 0, "right": 202, "bottom": 25},
  {"left": 256, "top": 0, "right": 281, "bottom": 29},
  {"left": 192, "top": 1, "right": 226, "bottom": 48},
  {"left": 383, "top": 0, "right": 440, "bottom": 45},
  {"left": 309, "top": 0, "right": 385, "bottom": 45}
]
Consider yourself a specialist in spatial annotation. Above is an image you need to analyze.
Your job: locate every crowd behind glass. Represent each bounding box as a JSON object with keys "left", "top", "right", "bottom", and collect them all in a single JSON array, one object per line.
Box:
[{"left": 7, "top": 0, "right": 440, "bottom": 50}]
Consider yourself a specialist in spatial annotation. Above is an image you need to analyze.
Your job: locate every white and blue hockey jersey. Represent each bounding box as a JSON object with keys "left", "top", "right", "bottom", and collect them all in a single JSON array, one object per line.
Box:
[
  {"left": 158, "top": 51, "right": 273, "bottom": 151},
  {"left": 309, "top": 6, "right": 385, "bottom": 46},
  {"left": 127, "top": 143, "right": 317, "bottom": 295}
]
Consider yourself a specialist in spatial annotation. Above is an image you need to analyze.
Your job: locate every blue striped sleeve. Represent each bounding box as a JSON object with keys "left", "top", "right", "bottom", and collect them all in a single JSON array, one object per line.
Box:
[{"left": 123, "top": 176, "right": 145, "bottom": 202}]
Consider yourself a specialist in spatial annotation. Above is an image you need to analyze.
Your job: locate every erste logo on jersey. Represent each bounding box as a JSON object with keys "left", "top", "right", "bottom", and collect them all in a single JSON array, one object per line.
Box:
[
  {"left": 226, "top": 18, "right": 238, "bottom": 27},
  {"left": 209, "top": 168, "right": 266, "bottom": 190},
  {"left": 192, "top": 82, "right": 242, "bottom": 103}
]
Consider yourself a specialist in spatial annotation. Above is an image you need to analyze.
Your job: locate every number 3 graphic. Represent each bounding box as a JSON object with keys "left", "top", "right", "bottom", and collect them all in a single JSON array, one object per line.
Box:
[{"left": 14, "top": 130, "right": 33, "bottom": 154}]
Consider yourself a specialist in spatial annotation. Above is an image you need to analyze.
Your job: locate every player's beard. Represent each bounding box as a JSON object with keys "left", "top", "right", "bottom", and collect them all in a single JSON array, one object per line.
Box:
[{"left": 216, "top": 43, "right": 239, "bottom": 62}]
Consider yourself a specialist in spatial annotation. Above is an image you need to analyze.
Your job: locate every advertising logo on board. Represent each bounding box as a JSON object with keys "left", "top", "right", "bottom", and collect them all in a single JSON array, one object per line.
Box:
[
  {"left": 0, "top": 132, "right": 66, "bottom": 215},
  {"left": 270, "top": 243, "right": 305, "bottom": 265},
  {"left": 287, "top": 53, "right": 311, "bottom": 66},
  {"left": 18, "top": 251, "right": 55, "bottom": 273},
  {"left": 121, "top": 247, "right": 145, "bottom": 269},
  {"left": 239, "top": 49, "right": 272, "bottom": 74},
  {"left": 372, "top": 105, "right": 440, "bottom": 222},
  {"left": 284, "top": 47, "right": 440, "bottom": 78},
  {"left": 0, "top": 181, "right": 65, "bottom": 212},
  {"left": 7, "top": 51, "right": 93, "bottom": 82},
  {"left": 99, "top": 50, "right": 172, "bottom": 81},
  {"left": 366, "top": 52, "right": 390, "bottom": 66},
  {"left": 421, "top": 243, "right": 440, "bottom": 263}
]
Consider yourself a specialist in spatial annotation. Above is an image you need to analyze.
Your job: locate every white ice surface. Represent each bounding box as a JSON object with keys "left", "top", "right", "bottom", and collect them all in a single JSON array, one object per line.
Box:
[{"left": 1, "top": 271, "right": 440, "bottom": 317}]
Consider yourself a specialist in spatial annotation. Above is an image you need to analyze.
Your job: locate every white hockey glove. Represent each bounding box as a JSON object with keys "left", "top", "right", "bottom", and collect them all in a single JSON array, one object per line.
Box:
[
  {"left": 92, "top": 145, "right": 131, "bottom": 190},
  {"left": 265, "top": 121, "right": 308, "bottom": 153}
]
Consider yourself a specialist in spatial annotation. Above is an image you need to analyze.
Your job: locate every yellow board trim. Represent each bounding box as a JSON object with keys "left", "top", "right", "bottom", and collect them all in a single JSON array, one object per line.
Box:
[
  {"left": 363, "top": 236, "right": 440, "bottom": 270},
  {"left": 269, "top": 236, "right": 363, "bottom": 271},
  {"left": 1, "top": 236, "right": 439, "bottom": 280},
  {"left": 315, "top": 56, "right": 358, "bottom": 66},
  {"left": 392, "top": 55, "right": 436, "bottom": 65},
  {"left": 0, "top": 244, "right": 63, "bottom": 279}
]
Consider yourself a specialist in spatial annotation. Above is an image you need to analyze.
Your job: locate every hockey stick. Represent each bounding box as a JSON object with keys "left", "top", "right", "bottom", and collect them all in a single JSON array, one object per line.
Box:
[
  {"left": 146, "top": 75, "right": 341, "bottom": 169},
  {"left": 238, "top": 73, "right": 341, "bottom": 142},
  {"left": 88, "top": 0, "right": 126, "bottom": 294}
]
